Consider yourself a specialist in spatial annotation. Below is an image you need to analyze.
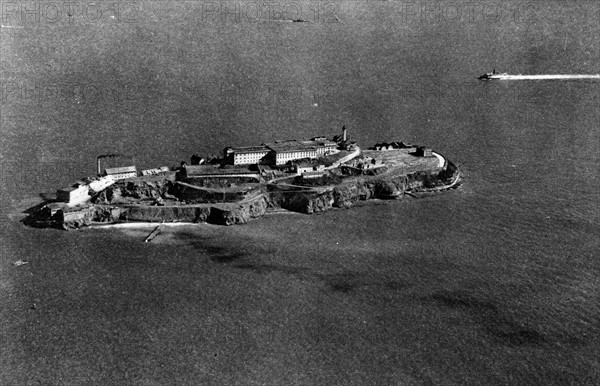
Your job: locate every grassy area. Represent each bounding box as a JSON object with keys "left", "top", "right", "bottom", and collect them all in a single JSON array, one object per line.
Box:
[{"left": 362, "top": 150, "right": 440, "bottom": 173}]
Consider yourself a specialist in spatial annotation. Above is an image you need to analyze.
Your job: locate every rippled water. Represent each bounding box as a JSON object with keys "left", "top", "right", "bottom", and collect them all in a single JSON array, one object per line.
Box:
[{"left": 1, "top": 1, "right": 599, "bottom": 384}]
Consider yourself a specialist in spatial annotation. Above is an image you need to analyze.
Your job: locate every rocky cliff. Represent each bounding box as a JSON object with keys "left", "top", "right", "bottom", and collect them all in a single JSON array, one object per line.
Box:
[
  {"left": 97, "top": 194, "right": 269, "bottom": 226},
  {"left": 93, "top": 175, "right": 176, "bottom": 205},
  {"left": 266, "top": 165, "right": 459, "bottom": 214},
  {"left": 208, "top": 197, "right": 269, "bottom": 225},
  {"left": 266, "top": 176, "right": 408, "bottom": 214},
  {"left": 25, "top": 158, "right": 460, "bottom": 229}
]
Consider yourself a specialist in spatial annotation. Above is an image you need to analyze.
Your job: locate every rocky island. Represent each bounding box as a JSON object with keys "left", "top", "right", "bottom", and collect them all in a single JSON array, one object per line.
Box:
[{"left": 24, "top": 127, "right": 461, "bottom": 229}]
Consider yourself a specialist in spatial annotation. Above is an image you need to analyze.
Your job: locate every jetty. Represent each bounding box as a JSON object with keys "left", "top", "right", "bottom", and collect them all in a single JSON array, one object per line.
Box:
[{"left": 144, "top": 224, "right": 163, "bottom": 242}]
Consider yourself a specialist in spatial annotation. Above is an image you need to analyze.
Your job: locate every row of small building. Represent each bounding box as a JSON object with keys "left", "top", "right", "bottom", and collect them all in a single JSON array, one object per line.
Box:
[{"left": 370, "top": 141, "right": 432, "bottom": 157}]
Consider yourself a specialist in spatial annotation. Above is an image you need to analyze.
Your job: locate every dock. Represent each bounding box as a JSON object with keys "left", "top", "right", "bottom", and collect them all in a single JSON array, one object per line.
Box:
[{"left": 144, "top": 224, "right": 163, "bottom": 243}]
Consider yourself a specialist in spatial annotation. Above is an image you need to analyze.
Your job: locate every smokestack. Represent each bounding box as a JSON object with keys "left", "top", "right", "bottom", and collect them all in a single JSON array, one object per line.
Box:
[
  {"left": 96, "top": 153, "right": 125, "bottom": 176},
  {"left": 342, "top": 126, "right": 347, "bottom": 142}
]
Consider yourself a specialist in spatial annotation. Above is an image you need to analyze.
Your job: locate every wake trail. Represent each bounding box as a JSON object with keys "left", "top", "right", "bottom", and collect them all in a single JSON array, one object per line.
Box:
[{"left": 494, "top": 74, "right": 600, "bottom": 80}]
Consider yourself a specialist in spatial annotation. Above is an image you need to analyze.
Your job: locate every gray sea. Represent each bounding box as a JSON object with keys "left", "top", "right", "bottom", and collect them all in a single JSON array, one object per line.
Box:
[{"left": 1, "top": 1, "right": 599, "bottom": 384}]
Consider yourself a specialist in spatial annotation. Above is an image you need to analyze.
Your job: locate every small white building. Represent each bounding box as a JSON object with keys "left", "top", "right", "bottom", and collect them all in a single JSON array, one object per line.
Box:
[
  {"left": 296, "top": 163, "right": 325, "bottom": 174},
  {"left": 141, "top": 166, "right": 170, "bottom": 176},
  {"left": 301, "top": 171, "right": 327, "bottom": 179},
  {"left": 297, "top": 165, "right": 314, "bottom": 174},
  {"left": 104, "top": 166, "right": 137, "bottom": 180},
  {"left": 57, "top": 183, "right": 90, "bottom": 207}
]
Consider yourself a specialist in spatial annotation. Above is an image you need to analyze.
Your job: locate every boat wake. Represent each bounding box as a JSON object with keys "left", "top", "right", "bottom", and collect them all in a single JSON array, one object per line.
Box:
[
  {"left": 497, "top": 74, "right": 599, "bottom": 80},
  {"left": 479, "top": 72, "right": 600, "bottom": 81}
]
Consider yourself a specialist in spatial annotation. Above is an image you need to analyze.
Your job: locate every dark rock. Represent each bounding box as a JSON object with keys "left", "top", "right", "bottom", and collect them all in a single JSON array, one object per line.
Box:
[
  {"left": 208, "top": 196, "right": 268, "bottom": 225},
  {"left": 281, "top": 191, "right": 334, "bottom": 214},
  {"left": 24, "top": 159, "right": 460, "bottom": 229},
  {"left": 122, "top": 205, "right": 211, "bottom": 223}
]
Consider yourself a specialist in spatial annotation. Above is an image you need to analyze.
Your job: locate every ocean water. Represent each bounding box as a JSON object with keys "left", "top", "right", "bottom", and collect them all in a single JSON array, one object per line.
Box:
[{"left": 1, "top": 1, "right": 599, "bottom": 384}]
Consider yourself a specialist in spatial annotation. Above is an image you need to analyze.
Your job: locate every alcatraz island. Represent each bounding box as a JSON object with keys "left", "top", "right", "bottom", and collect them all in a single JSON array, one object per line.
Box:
[{"left": 25, "top": 127, "right": 462, "bottom": 230}]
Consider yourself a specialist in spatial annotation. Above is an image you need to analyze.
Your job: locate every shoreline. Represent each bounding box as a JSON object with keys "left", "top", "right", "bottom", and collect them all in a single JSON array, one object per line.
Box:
[
  {"left": 87, "top": 208, "right": 305, "bottom": 229},
  {"left": 22, "top": 146, "right": 461, "bottom": 230},
  {"left": 87, "top": 222, "right": 200, "bottom": 229}
]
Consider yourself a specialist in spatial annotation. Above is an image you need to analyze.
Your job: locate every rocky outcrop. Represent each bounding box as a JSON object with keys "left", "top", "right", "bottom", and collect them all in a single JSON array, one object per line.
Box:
[
  {"left": 333, "top": 185, "right": 363, "bottom": 208},
  {"left": 24, "top": 194, "right": 270, "bottom": 229},
  {"left": 121, "top": 195, "right": 269, "bottom": 226},
  {"left": 279, "top": 191, "right": 335, "bottom": 214},
  {"left": 270, "top": 165, "right": 459, "bottom": 214},
  {"left": 91, "top": 206, "right": 126, "bottom": 223},
  {"left": 267, "top": 176, "right": 406, "bottom": 214},
  {"left": 93, "top": 176, "right": 175, "bottom": 204},
  {"left": 122, "top": 205, "right": 211, "bottom": 223},
  {"left": 24, "top": 158, "right": 460, "bottom": 229},
  {"left": 24, "top": 205, "right": 126, "bottom": 230},
  {"left": 207, "top": 195, "right": 269, "bottom": 225},
  {"left": 173, "top": 182, "right": 265, "bottom": 204}
]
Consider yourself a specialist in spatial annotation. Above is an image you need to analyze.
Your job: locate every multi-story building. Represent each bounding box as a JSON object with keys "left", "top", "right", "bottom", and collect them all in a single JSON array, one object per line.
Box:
[
  {"left": 224, "top": 146, "right": 270, "bottom": 165},
  {"left": 264, "top": 141, "right": 319, "bottom": 165},
  {"left": 299, "top": 139, "right": 339, "bottom": 156},
  {"left": 223, "top": 133, "right": 342, "bottom": 166},
  {"left": 104, "top": 166, "right": 137, "bottom": 180}
]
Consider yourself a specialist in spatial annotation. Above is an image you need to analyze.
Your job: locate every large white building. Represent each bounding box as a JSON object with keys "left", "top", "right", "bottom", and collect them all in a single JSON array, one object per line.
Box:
[
  {"left": 264, "top": 141, "right": 319, "bottom": 165},
  {"left": 299, "top": 139, "right": 338, "bottom": 156},
  {"left": 223, "top": 135, "right": 341, "bottom": 166},
  {"left": 224, "top": 146, "right": 270, "bottom": 165}
]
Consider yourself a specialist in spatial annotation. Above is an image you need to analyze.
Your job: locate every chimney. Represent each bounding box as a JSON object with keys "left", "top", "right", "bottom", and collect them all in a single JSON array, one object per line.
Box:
[
  {"left": 97, "top": 156, "right": 102, "bottom": 175},
  {"left": 342, "top": 126, "right": 347, "bottom": 142}
]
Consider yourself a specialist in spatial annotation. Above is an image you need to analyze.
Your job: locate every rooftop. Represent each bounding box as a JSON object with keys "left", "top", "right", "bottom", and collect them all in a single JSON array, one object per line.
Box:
[
  {"left": 185, "top": 165, "right": 256, "bottom": 175},
  {"left": 105, "top": 166, "right": 137, "bottom": 175},
  {"left": 227, "top": 146, "right": 270, "bottom": 154},
  {"left": 299, "top": 139, "right": 337, "bottom": 147},
  {"left": 295, "top": 159, "right": 324, "bottom": 167},
  {"left": 265, "top": 140, "right": 317, "bottom": 152},
  {"left": 57, "top": 180, "right": 88, "bottom": 192},
  {"left": 57, "top": 184, "right": 87, "bottom": 193}
]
